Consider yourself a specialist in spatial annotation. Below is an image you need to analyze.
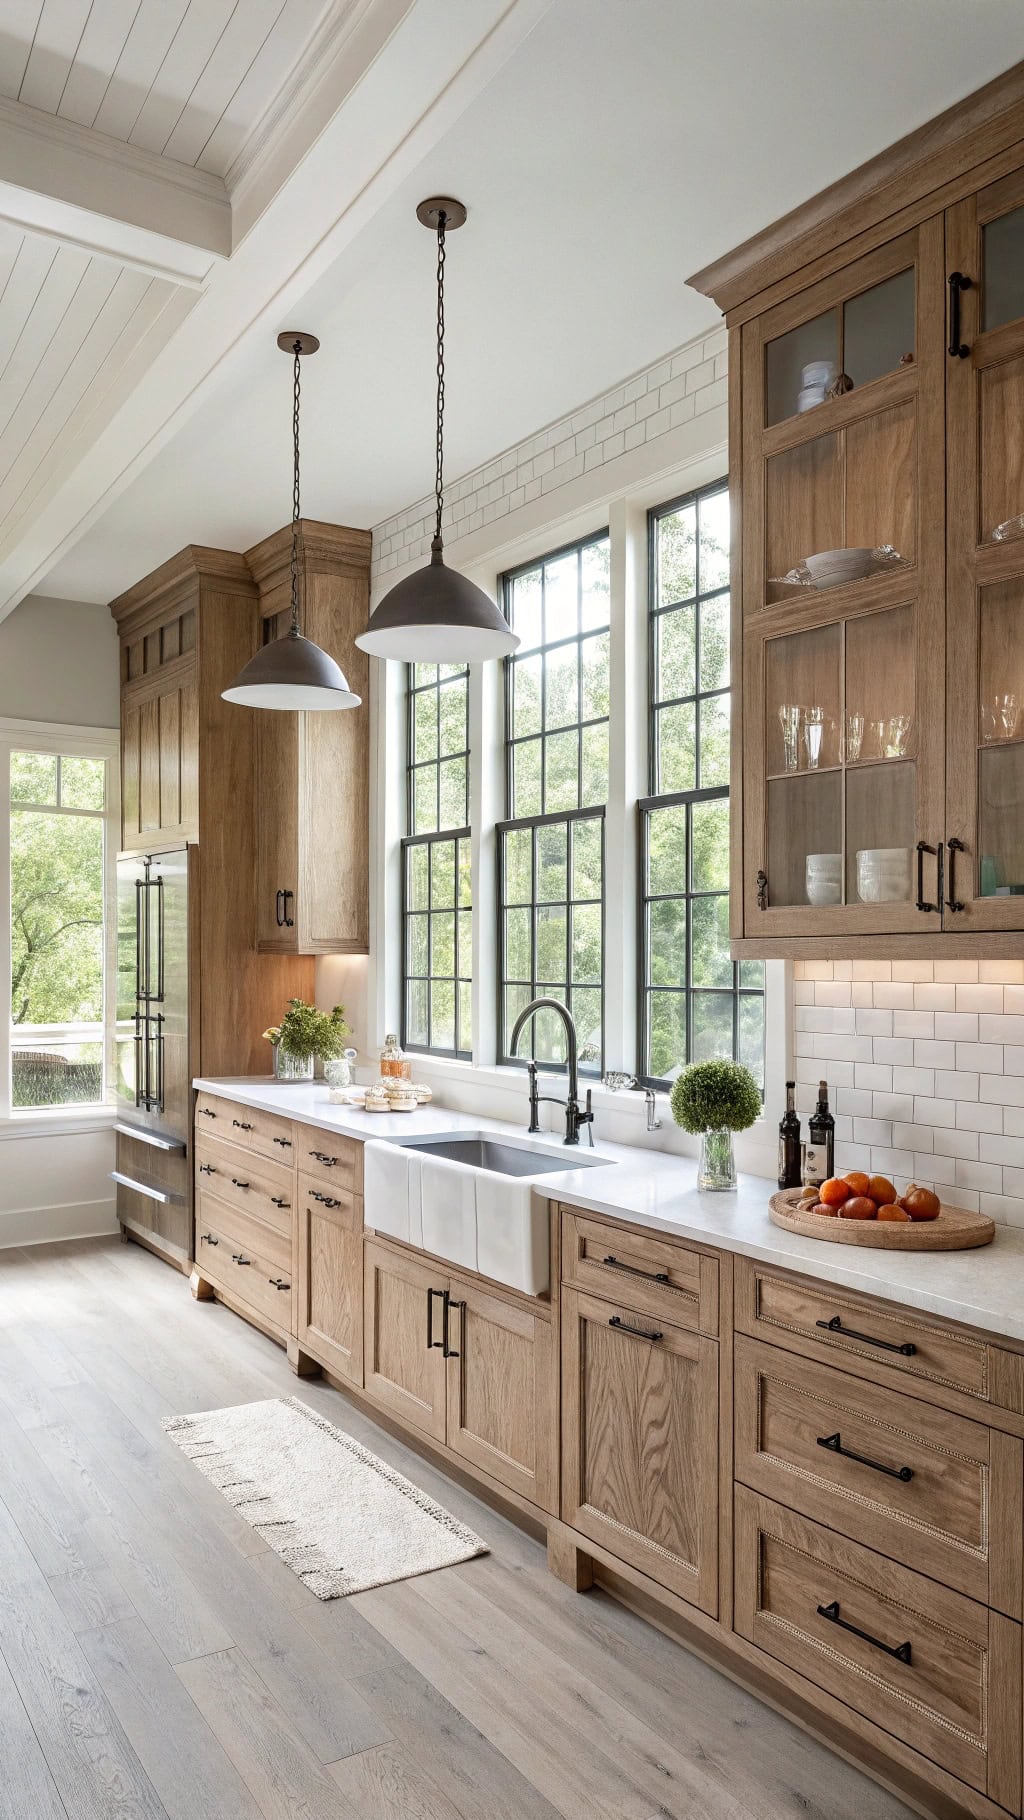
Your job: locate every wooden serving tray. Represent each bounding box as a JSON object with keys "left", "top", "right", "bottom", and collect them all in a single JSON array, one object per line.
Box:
[{"left": 769, "top": 1188, "right": 995, "bottom": 1250}]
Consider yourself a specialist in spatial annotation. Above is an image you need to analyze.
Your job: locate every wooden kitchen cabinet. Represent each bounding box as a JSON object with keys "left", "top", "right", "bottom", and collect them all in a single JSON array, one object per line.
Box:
[
  {"left": 689, "top": 73, "right": 1024, "bottom": 953},
  {"left": 295, "top": 1172, "right": 363, "bottom": 1386},
  {"left": 363, "top": 1239, "right": 448, "bottom": 1442},
  {"left": 246, "top": 521, "right": 371, "bottom": 955},
  {"left": 445, "top": 1280, "right": 556, "bottom": 1510},
  {"left": 560, "top": 1283, "right": 719, "bottom": 1615}
]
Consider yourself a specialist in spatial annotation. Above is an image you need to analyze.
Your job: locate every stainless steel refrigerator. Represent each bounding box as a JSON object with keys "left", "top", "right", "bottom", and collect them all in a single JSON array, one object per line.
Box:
[{"left": 112, "top": 846, "right": 191, "bottom": 1262}]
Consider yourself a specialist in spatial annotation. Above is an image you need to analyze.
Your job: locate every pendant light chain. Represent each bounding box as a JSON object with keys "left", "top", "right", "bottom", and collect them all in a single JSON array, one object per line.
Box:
[
  {"left": 290, "top": 338, "right": 302, "bottom": 637},
  {"left": 433, "top": 210, "right": 447, "bottom": 551}
]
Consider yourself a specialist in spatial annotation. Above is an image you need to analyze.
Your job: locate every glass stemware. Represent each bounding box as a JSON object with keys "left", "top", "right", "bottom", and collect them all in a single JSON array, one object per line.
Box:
[
  {"left": 885, "top": 714, "right": 912, "bottom": 758},
  {"left": 803, "top": 705, "right": 825, "bottom": 770},
  {"left": 778, "top": 703, "right": 801, "bottom": 772},
  {"left": 842, "top": 712, "right": 865, "bottom": 764}
]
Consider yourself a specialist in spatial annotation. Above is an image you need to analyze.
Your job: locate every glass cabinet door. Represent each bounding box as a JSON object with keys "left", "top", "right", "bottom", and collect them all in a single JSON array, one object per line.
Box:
[{"left": 945, "top": 167, "right": 1024, "bottom": 930}]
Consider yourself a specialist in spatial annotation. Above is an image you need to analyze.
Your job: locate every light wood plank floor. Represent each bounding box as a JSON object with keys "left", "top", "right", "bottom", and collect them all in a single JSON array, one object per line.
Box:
[{"left": 0, "top": 1235, "right": 918, "bottom": 1820}]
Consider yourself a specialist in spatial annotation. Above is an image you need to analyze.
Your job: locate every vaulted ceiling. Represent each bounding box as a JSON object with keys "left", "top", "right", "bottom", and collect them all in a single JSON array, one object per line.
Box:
[{"left": 2, "top": 0, "right": 1023, "bottom": 615}]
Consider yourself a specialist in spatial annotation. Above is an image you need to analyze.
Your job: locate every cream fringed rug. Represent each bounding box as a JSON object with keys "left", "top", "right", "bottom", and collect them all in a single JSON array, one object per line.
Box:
[{"left": 163, "top": 1396, "right": 487, "bottom": 1598}]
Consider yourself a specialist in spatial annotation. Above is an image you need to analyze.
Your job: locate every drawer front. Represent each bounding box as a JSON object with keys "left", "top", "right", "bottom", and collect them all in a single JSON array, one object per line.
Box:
[
  {"left": 735, "top": 1488, "right": 1021, "bottom": 1809},
  {"left": 735, "top": 1259, "right": 991, "bottom": 1406},
  {"left": 195, "top": 1093, "right": 295, "bottom": 1164},
  {"left": 194, "top": 1206, "right": 293, "bottom": 1332},
  {"left": 296, "top": 1126, "right": 362, "bottom": 1195},
  {"left": 735, "top": 1335, "right": 1023, "bottom": 1615},
  {"left": 195, "top": 1136, "right": 292, "bottom": 1237},
  {"left": 297, "top": 1170, "right": 361, "bottom": 1236},
  {"left": 196, "top": 1191, "right": 292, "bottom": 1276},
  {"left": 560, "top": 1208, "right": 718, "bottom": 1336}
]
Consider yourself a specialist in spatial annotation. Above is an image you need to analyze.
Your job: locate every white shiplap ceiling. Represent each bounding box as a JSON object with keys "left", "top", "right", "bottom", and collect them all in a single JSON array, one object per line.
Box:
[{"left": 2, "top": 0, "right": 336, "bottom": 179}]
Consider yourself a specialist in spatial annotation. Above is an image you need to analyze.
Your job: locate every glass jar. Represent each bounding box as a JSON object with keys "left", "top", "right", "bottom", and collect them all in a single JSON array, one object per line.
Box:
[
  {"left": 380, "top": 1033, "right": 412, "bottom": 1081},
  {"left": 325, "top": 1049, "right": 358, "bottom": 1102},
  {"left": 275, "top": 1048, "right": 314, "bottom": 1082}
]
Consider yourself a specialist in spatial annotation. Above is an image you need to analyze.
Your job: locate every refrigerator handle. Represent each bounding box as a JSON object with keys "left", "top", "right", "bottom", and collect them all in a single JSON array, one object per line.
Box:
[
  {"left": 149, "top": 1012, "right": 165, "bottom": 1113},
  {"left": 134, "top": 878, "right": 144, "bottom": 1002},
  {"left": 152, "top": 874, "right": 165, "bottom": 1003},
  {"left": 133, "top": 1012, "right": 144, "bottom": 1109}
]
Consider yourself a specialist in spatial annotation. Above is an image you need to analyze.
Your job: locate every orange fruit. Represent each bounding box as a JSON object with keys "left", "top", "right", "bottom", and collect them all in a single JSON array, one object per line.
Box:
[
  {"left": 844, "top": 1171, "right": 871, "bottom": 1197},
  {"left": 867, "top": 1175, "right": 897, "bottom": 1206},
  {"left": 811, "top": 1201, "right": 838, "bottom": 1216},
  {"left": 840, "top": 1196, "right": 878, "bottom": 1219},
  {"left": 901, "top": 1185, "right": 941, "bottom": 1221},
  {"left": 877, "top": 1202, "right": 911, "bottom": 1222},
  {"left": 820, "top": 1177, "right": 852, "bottom": 1207}
]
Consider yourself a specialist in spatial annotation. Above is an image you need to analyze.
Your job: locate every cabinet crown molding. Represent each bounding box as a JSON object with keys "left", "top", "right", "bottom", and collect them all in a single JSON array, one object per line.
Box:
[
  {"left": 110, "top": 544, "right": 255, "bottom": 631},
  {"left": 245, "top": 519, "right": 373, "bottom": 593}
]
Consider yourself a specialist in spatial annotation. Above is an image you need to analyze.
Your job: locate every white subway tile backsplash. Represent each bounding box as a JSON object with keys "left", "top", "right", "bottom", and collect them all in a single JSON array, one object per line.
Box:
[
  {"left": 955, "top": 984, "right": 1004, "bottom": 1012},
  {"left": 913, "top": 983, "right": 956, "bottom": 1010},
  {"left": 1004, "top": 985, "right": 1024, "bottom": 1013},
  {"left": 933, "top": 959, "right": 980, "bottom": 983},
  {"left": 934, "top": 1011, "right": 979, "bottom": 1041},
  {"left": 956, "top": 1100, "right": 1004, "bottom": 1133},
  {"left": 1003, "top": 1107, "right": 1024, "bottom": 1136},
  {"left": 852, "top": 960, "right": 891, "bottom": 981},
  {"left": 981, "top": 1074, "right": 1024, "bottom": 1106},
  {"left": 870, "top": 1148, "right": 914, "bottom": 1178},
  {"left": 981, "top": 1191, "right": 1024, "bottom": 1224},
  {"left": 920, "top": 1151, "right": 957, "bottom": 1185},
  {"left": 892, "top": 1065, "right": 935, "bottom": 1096},
  {"left": 871, "top": 982, "right": 915, "bottom": 1008},
  {"left": 872, "top": 1093, "right": 915, "bottom": 1122},
  {"left": 955, "top": 1043, "right": 1003, "bottom": 1074},
  {"left": 814, "top": 982, "right": 853, "bottom": 1007},
  {"left": 913, "top": 1097, "right": 957, "bottom": 1128},
  {"left": 1004, "top": 1048, "right": 1024, "bottom": 1076},
  {"left": 836, "top": 1088, "right": 874, "bottom": 1117},
  {"left": 893, "top": 1122, "right": 933, "bottom": 1152},
  {"left": 933, "top": 1127, "right": 979, "bottom": 1160},
  {"left": 871, "top": 1037, "right": 914, "bottom": 1065},
  {"left": 853, "top": 1117, "right": 893, "bottom": 1147},
  {"left": 980, "top": 1014, "right": 1024, "bottom": 1043},
  {"left": 955, "top": 1158, "right": 1002, "bottom": 1192},
  {"left": 893, "top": 1010, "right": 934, "bottom": 1038},
  {"left": 933, "top": 1070, "right": 979, "bottom": 1101},
  {"left": 892, "top": 961, "right": 935, "bottom": 982},
  {"left": 855, "top": 1009, "right": 893, "bottom": 1036},
  {"left": 854, "top": 1062, "right": 892, "bottom": 1091},
  {"left": 912, "top": 1039, "right": 956, "bottom": 1068},
  {"left": 980, "top": 1133, "right": 1024, "bottom": 1168},
  {"left": 980, "top": 960, "right": 1024, "bottom": 983}
]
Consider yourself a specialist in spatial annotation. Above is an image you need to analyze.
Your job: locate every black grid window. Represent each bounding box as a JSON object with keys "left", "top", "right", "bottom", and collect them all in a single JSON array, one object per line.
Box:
[
  {"left": 498, "top": 807, "right": 603, "bottom": 1072},
  {"left": 402, "top": 663, "right": 472, "bottom": 1057},
  {"left": 499, "top": 532, "right": 609, "bottom": 1073},
  {"left": 639, "top": 482, "right": 765, "bottom": 1086},
  {"left": 504, "top": 531, "right": 610, "bottom": 817}
]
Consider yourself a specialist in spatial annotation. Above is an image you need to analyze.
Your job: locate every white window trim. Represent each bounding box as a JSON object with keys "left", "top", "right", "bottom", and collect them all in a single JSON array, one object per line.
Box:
[
  {"left": 0, "top": 718, "right": 119, "bottom": 1129},
  {"left": 371, "top": 442, "right": 790, "bottom": 1146}
]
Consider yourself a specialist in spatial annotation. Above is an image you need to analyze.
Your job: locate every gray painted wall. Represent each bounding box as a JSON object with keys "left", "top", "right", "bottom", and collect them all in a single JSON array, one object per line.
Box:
[{"left": 0, "top": 595, "right": 118, "bottom": 727}]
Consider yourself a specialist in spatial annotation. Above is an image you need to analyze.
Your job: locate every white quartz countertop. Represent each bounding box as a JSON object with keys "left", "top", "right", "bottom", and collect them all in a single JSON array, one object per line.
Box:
[{"left": 194, "top": 1076, "right": 1024, "bottom": 1345}]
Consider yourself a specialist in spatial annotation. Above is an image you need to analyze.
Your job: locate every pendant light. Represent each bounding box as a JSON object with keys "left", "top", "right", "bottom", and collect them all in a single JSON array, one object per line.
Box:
[
  {"left": 356, "top": 199, "right": 519, "bottom": 663},
  {"left": 223, "top": 333, "right": 361, "bottom": 711}
]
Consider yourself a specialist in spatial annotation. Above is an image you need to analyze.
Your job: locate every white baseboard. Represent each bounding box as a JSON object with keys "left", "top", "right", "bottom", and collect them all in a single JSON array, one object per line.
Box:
[{"left": 0, "top": 1198, "right": 118, "bottom": 1250}]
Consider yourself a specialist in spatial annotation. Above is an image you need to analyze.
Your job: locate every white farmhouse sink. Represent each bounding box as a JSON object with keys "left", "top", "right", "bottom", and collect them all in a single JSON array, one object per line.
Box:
[{"left": 363, "top": 1131, "right": 612, "bottom": 1296}]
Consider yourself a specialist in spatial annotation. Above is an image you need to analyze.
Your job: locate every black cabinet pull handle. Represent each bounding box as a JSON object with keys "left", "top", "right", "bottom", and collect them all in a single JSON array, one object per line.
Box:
[
  {"left": 441, "top": 1292, "right": 463, "bottom": 1359},
  {"left": 756, "top": 870, "right": 769, "bottom": 911},
  {"left": 310, "top": 1151, "right": 338, "bottom": 1166},
  {"left": 947, "top": 270, "right": 972, "bottom": 359},
  {"left": 817, "top": 1431, "right": 913, "bottom": 1483},
  {"left": 816, "top": 1314, "right": 916, "bottom": 1356},
  {"left": 915, "top": 840, "right": 938, "bottom": 913},
  {"left": 231, "top": 1253, "right": 251, "bottom": 1266},
  {"left": 200, "top": 1233, "right": 218, "bottom": 1246},
  {"left": 608, "top": 1314, "right": 663, "bottom": 1343},
  {"left": 269, "top": 1277, "right": 290, "bottom": 1291},
  {"left": 427, "top": 1286, "right": 445, "bottom": 1350},
  {"left": 270, "top": 1195, "right": 289, "bottom": 1209},
  {"left": 602, "top": 1253, "right": 670, "bottom": 1285},
  {"left": 199, "top": 1163, "right": 215, "bottom": 1175},
  {"left": 946, "top": 837, "right": 965, "bottom": 912},
  {"left": 281, "top": 888, "right": 294, "bottom": 928},
  {"left": 275, "top": 889, "right": 285, "bottom": 927},
  {"left": 232, "top": 1118, "right": 253, "bottom": 1131},
  {"left": 816, "top": 1599, "right": 912, "bottom": 1666},
  {"left": 199, "top": 1106, "right": 217, "bottom": 1118},
  {"left": 230, "top": 1178, "right": 249, "bottom": 1190},
  {"left": 272, "top": 1135, "right": 292, "bottom": 1148}
]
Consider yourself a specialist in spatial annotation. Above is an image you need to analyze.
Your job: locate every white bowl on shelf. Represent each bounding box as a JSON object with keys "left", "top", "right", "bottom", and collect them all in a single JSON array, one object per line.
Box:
[
  {"left": 856, "top": 847, "right": 911, "bottom": 903},
  {"left": 804, "top": 548, "right": 876, "bottom": 588},
  {"left": 806, "top": 852, "right": 842, "bottom": 906}
]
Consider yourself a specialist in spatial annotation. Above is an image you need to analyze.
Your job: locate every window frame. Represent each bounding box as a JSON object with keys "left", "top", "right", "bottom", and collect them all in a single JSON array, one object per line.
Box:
[
  {"left": 495, "top": 803, "right": 605, "bottom": 1074},
  {"left": 0, "top": 718, "right": 119, "bottom": 1126},
  {"left": 638, "top": 479, "right": 765, "bottom": 1091},
  {"left": 406, "top": 660, "right": 470, "bottom": 836},
  {"left": 400, "top": 824, "right": 473, "bottom": 1061},
  {"left": 401, "top": 663, "right": 473, "bottom": 1059}
]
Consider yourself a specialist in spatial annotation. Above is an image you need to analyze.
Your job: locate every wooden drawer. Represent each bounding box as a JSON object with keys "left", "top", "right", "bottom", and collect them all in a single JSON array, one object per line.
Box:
[
  {"left": 195, "top": 1136, "right": 292, "bottom": 1237},
  {"left": 560, "top": 1207, "right": 718, "bottom": 1336},
  {"left": 195, "top": 1192, "right": 292, "bottom": 1277},
  {"left": 195, "top": 1093, "right": 295, "bottom": 1165},
  {"left": 735, "top": 1259, "right": 995, "bottom": 1409},
  {"left": 296, "top": 1170, "right": 361, "bottom": 1235},
  {"left": 735, "top": 1334, "right": 1023, "bottom": 1616},
  {"left": 194, "top": 1203, "right": 294, "bottom": 1334},
  {"left": 296, "top": 1125, "right": 362, "bottom": 1195},
  {"left": 735, "top": 1487, "right": 1021, "bottom": 1810}
]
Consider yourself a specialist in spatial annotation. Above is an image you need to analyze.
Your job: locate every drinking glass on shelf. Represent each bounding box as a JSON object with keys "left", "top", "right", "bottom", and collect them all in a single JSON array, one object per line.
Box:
[
  {"left": 778, "top": 703, "right": 802, "bottom": 772},
  {"left": 866, "top": 718, "right": 889, "bottom": 760},
  {"left": 996, "top": 693, "right": 1019, "bottom": 740},
  {"left": 842, "top": 712, "right": 865, "bottom": 764},
  {"left": 885, "top": 714, "right": 912, "bottom": 758},
  {"left": 803, "top": 705, "right": 825, "bottom": 770}
]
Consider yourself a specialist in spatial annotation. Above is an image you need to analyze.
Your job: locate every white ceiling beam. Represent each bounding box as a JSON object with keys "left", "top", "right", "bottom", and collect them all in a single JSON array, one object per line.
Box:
[
  {"left": 0, "top": 0, "right": 553, "bottom": 622},
  {"left": 0, "top": 96, "right": 230, "bottom": 288}
]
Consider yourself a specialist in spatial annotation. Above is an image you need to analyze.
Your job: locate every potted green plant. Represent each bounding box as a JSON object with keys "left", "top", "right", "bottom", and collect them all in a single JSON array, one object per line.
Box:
[
  {"left": 670, "top": 1059, "right": 761, "bottom": 1191},
  {"left": 265, "top": 999, "right": 349, "bottom": 1081}
]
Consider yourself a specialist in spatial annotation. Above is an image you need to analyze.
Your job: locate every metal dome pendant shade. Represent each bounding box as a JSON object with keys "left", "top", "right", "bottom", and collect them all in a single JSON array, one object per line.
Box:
[
  {"left": 222, "top": 333, "right": 361, "bottom": 711},
  {"left": 356, "top": 199, "right": 518, "bottom": 664}
]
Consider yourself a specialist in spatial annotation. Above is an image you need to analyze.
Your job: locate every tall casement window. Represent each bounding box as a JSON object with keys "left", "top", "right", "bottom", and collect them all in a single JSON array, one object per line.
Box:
[
  {"left": 402, "top": 664, "right": 472, "bottom": 1057},
  {"left": 1, "top": 728, "right": 117, "bottom": 1117},
  {"left": 639, "top": 483, "right": 765, "bottom": 1086},
  {"left": 498, "top": 532, "right": 609, "bottom": 1069}
]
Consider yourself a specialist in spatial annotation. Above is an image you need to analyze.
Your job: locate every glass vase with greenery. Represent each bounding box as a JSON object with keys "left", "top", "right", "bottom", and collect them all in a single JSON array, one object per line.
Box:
[
  {"left": 670, "top": 1059, "right": 761, "bottom": 1191},
  {"left": 265, "top": 999, "right": 349, "bottom": 1081}
]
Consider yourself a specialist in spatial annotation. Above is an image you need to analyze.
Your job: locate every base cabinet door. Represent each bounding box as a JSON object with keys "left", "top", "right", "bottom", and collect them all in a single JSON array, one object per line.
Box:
[
  {"left": 363, "top": 1240, "right": 447, "bottom": 1441},
  {"left": 296, "top": 1187, "right": 362, "bottom": 1385},
  {"left": 446, "top": 1281, "right": 557, "bottom": 1512},
  {"left": 561, "top": 1286, "right": 719, "bottom": 1615}
]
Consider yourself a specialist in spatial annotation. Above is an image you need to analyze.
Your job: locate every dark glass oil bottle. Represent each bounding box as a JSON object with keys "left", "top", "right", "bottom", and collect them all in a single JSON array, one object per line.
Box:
[
  {"left": 806, "top": 1079, "right": 835, "bottom": 1184},
  {"left": 777, "top": 1080, "right": 802, "bottom": 1190}
]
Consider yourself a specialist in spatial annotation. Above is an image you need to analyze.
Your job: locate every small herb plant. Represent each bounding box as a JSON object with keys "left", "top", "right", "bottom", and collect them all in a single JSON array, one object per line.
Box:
[
  {"left": 670, "top": 1060, "right": 761, "bottom": 1134},
  {"left": 273, "top": 998, "right": 349, "bottom": 1063}
]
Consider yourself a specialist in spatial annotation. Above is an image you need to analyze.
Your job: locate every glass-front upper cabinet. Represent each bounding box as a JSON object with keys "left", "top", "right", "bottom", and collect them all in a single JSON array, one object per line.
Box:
[
  {"left": 945, "top": 168, "right": 1024, "bottom": 931},
  {"left": 741, "top": 220, "right": 947, "bottom": 934}
]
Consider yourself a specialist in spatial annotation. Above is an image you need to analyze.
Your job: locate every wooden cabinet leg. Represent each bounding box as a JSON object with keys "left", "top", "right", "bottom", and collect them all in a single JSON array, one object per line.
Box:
[
  {"left": 547, "top": 1521, "right": 594, "bottom": 1592},
  {"left": 189, "top": 1267, "right": 214, "bottom": 1301},
  {"left": 287, "top": 1337, "right": 322, "bottom": 1378}
]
